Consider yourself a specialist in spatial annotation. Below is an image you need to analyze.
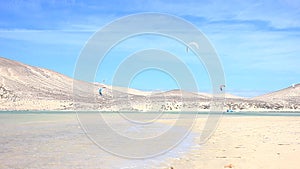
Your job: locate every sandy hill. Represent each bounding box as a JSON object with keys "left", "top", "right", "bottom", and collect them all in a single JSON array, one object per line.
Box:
[
  {"left": 159, "top": 89, "right": 208, "bottom": 99},
  {"left": 0, "top": 57, "right": 73, "bottom": 100},
  {"left": 0, "top": 57, "right": 97, "bottom": 110},
  {"left": 0, "top": 56, "right": 299, "bottom": 111},
  {"left": 0, "top": 57, "right": 172, "bottom": 110},
  {"left": 253, "top": 84, "right": 300, "bottom": 104}
]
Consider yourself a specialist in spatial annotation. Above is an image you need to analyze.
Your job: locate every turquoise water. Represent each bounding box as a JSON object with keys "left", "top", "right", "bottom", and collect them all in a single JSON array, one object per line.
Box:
[
  {"left": 1, "top": 110, "right": 300, "bottom": 116},
  {"left": 224, "top": 111, "right": 300, "bottom": 117}
]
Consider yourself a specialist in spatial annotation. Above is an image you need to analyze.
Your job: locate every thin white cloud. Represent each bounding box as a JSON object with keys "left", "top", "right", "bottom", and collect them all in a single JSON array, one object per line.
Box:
[{"left": 0, "top": 29, "right": 92, "bottom": 45}]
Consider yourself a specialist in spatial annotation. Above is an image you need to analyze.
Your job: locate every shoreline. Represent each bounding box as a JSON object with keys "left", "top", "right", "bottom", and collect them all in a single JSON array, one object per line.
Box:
[{"left": 1, "top": 109, "right": 300, "bottom": 114}]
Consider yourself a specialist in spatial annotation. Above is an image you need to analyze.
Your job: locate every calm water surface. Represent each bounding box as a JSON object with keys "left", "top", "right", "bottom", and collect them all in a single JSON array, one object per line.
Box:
[
  {"left": 0, "top": 111, "right": 299, "bottom": 168},
  {"left": 0, "top": 111, "right": 201, "bottom": 169}
]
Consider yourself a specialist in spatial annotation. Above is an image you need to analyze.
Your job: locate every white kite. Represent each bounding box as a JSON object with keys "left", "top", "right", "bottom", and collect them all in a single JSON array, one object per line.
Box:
[{"left": 186, "top": 41, "right": 199, "bottom": 53}]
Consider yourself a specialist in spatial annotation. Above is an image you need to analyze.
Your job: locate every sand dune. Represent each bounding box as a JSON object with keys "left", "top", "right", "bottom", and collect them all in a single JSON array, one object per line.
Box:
[
  {"left": 253, "top": 84, "right": 300, "bottom": 103},
  {"left": 0, "top": 56, "right": 299, "bottom": 111}
]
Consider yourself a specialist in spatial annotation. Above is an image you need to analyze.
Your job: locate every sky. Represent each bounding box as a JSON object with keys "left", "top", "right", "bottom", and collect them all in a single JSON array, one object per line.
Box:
[{"left": 0, "top": 0, "right": 299, "bottom": 97}]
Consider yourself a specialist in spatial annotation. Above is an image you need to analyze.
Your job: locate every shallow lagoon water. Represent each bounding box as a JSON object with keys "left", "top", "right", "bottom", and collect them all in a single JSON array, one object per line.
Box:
[
  {"left": 1, "top": 111, "right": 299, "bottom": 168},
  {"left": 0, "top": 111, "right": 199, "bottom": 169}
]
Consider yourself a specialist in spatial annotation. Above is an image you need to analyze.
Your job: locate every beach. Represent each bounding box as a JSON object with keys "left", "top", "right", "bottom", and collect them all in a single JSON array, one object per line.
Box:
[
  {"left": 1, "top": 1, "right": 300, "bottom": 169},
  {"left": 163, "top": 115, "right": 300, "bottom": 169},
  {"left": 0, "top": 112, "right": 299, "bottom": 169}
]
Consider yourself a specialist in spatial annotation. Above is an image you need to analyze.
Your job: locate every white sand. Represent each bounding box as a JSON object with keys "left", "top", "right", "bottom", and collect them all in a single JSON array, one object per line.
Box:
[{"left": 162, "top": 116, "right": 300, "bottom": 169}]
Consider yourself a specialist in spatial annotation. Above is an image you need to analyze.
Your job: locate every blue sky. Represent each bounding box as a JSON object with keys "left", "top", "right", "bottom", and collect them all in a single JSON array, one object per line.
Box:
[{"left": 0, "top": 0, "right": 299, "bottom": 97}]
